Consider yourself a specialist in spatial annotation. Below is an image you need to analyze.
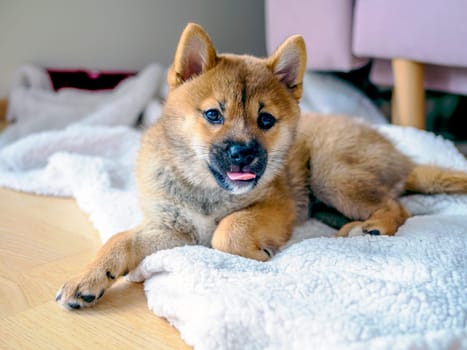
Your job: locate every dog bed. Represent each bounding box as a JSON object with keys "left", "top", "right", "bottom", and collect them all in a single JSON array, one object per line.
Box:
[{"left": 0, "top": 65, "right": 466, "bottom": 349}]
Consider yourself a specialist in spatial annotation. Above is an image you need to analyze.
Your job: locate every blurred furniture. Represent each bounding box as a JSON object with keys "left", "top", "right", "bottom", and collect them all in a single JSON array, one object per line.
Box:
[
  {"left": 266, "top": 0, "right": 467, "bottom": 129},
  {"left": 0, "top": 99, "right": 7, "bottom": 129}
]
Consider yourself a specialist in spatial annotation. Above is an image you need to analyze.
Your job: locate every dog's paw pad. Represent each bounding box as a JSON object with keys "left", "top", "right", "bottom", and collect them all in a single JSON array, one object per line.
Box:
[
  {"left": 57, "top": 289, "right": 99, "bottom": 310},
  {"left": 81, "top": 294, "right": 96, "bottom": 303},
  {"left": 56, "top": 271, "right": 112, "bottom": 310},
  {"left": 68, "top": 302, "right": 81, "bottom": 310}
]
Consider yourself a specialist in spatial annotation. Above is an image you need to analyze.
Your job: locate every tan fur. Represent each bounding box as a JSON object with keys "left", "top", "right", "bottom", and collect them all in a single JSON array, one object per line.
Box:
[
  {"left": 57, "top": 23, "right": 467, "bottom": 310},
  {"left": 406, "top": 165, "right": 467, "bottom": 193}
]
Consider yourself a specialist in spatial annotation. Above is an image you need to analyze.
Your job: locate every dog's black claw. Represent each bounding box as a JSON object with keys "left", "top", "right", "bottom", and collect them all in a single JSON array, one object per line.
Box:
[
  {"left": 98, "top": 289, "right": 105, "bottom": 299},
  {"left": 367, "top": 230, "right": 381, "bottom": 236},
  {"left": 81, "top": 294, "right": 96, "bottom": 303},
  {"left": 55, "top": 293, "right": 62, "bottom": 301},
  {"left": 68, "top": 302, "right": 81, "bottom": 310},
  {"left": 263, "top": 248, "right": 273, "bottom": 258},
  {"left": 106, "top": 271, "right": 115, "bottom": 280},
  {"left": 75, "top": 291, "right": 82, "bottom": 298}
]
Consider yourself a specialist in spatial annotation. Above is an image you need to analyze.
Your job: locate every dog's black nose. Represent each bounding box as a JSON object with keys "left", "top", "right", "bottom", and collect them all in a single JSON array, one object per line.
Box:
[{"left": 228, "top": 144, "right": 257, "bottom": 167}]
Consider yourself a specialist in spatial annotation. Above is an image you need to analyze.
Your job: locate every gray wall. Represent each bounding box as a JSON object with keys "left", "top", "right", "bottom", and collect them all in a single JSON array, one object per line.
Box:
[{"left": 0, "top": 0, "right": 266, "bottom": 97}]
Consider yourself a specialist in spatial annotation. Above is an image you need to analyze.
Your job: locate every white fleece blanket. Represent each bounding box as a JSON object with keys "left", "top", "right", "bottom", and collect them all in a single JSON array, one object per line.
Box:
[
  {"left": 1, "top": 65, "right": 466, "bottom": 349},
  {"left": 128, "top": 129, "right": 467, "bottom": 349}
]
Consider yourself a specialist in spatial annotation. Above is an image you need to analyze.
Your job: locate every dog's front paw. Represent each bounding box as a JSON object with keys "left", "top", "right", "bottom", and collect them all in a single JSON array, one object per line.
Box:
[
  {"left": 336, "top": 219, "right": 397, "bottom": 237},
  {"left": 335, "top": 221, "right": 364, "bottom": 237},
  {"left": 361, "top": 220, "right": 397, "bottom": 236},
  {"left": 212, "top": 237, "right": 273, "bottom": 261},
  {"left": 56, "top": 269, "right": 114, "bottom": 310},
  {"left": 245, "top": 247, "right": 275, "bottom": 261}
]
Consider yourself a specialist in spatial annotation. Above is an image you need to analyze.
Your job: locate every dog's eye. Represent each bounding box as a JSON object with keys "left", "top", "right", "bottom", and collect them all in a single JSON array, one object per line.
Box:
[
  {"left": 257, "top": 112, "right": 276, "bottom": 130},
  {"left": 203, "top": 109, "right": 224, "bottom": 125}
]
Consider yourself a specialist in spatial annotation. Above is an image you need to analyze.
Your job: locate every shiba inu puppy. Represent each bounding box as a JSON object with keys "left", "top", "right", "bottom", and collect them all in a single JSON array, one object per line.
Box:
[{"left": 57, "top": 23, "right": 467, "bottom": 310}]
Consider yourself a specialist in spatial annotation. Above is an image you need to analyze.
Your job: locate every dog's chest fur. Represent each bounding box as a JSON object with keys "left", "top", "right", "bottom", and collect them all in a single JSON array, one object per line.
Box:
[{"left": 148, "top": 178, "right": 260, "bottom": 246}]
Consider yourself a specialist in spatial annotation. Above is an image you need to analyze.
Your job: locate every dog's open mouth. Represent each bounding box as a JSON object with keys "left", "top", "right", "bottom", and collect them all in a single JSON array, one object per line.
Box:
[{"left": 208, "top": 164, "right": 261, "bottom": 194}]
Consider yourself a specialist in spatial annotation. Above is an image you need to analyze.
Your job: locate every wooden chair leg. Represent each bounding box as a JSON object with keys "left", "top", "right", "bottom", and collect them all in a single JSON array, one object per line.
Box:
[
  {"left": 391, "top": 59, "right": 426, "bottom": 129},
  {"left": 391, "top": 85, "right": 400, "bottom": 125},
  {"left": 0, "top": 99, "right": 8, "bottom": 131}
]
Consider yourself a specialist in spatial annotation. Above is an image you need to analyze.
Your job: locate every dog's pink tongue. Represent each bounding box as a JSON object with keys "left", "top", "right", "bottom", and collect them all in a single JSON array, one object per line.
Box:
[{"left": 227, "top": 172, "right": 256, "bottom": 181}]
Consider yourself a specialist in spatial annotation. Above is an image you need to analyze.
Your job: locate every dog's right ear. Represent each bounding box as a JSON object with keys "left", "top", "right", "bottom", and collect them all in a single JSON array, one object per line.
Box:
[{"left": 168, "top": 23, "right": 217, "bottom": 89}]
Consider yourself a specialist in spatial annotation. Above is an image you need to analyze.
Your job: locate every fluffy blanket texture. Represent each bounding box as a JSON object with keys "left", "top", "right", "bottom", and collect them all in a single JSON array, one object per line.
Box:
[{"left": 1, "top": 65, "right": 466, "bottom": 349}]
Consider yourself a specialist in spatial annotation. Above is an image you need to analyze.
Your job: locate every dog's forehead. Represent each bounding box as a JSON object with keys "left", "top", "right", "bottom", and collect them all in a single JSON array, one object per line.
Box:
[
  {"left": 209, "top": 55, "right": 277, "bottom": 105},
  {"left": 217, "top": 55, "right": 272, "bottom": 86}
]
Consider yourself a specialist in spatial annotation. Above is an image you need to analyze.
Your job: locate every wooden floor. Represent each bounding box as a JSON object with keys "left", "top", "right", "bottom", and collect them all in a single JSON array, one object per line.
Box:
[{"left": 0, "top": 187, "right": 191, "bottom": 349}]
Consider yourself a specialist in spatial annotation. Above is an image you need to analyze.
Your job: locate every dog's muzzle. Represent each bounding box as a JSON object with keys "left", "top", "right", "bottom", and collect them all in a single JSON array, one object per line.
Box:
[{"left": 208, "top": 139, "right": 267, "bottom": 193}]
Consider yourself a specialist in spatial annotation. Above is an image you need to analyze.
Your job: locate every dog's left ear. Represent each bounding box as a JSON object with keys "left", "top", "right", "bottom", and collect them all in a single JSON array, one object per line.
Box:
[
  {"left": 267, "top": 35, "right": 307, "bottom": 101},
  {"left": 168, "top": 23, "right": 217, "bottom": 89}
]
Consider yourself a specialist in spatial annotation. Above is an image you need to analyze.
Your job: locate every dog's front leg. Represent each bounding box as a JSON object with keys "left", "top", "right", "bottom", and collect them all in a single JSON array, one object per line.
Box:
[
  {"left": 211, "top": 198, "right": 296, "bottom": 261},
  {"left": 56, "top": 224, "right": 195, "bottom": 309}
]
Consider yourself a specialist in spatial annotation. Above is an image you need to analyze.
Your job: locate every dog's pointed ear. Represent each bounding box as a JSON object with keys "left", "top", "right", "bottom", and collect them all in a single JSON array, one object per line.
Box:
[
  {"left": 168, "top": 23, "right": 217, "bottom": 89},
  {"left": 267, "top": 35, "right": 307, "bottom": 100}
]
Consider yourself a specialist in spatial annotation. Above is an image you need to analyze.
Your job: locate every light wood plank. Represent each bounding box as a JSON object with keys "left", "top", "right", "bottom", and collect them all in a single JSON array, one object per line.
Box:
[{"left": 0, "top": 187, "right": 191, "bottom": 349}]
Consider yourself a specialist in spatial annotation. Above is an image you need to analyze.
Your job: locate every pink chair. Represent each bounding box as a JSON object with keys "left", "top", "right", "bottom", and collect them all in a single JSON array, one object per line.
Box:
[{"left": 266, "top": 0, "right": 467, "bottom": 129}]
